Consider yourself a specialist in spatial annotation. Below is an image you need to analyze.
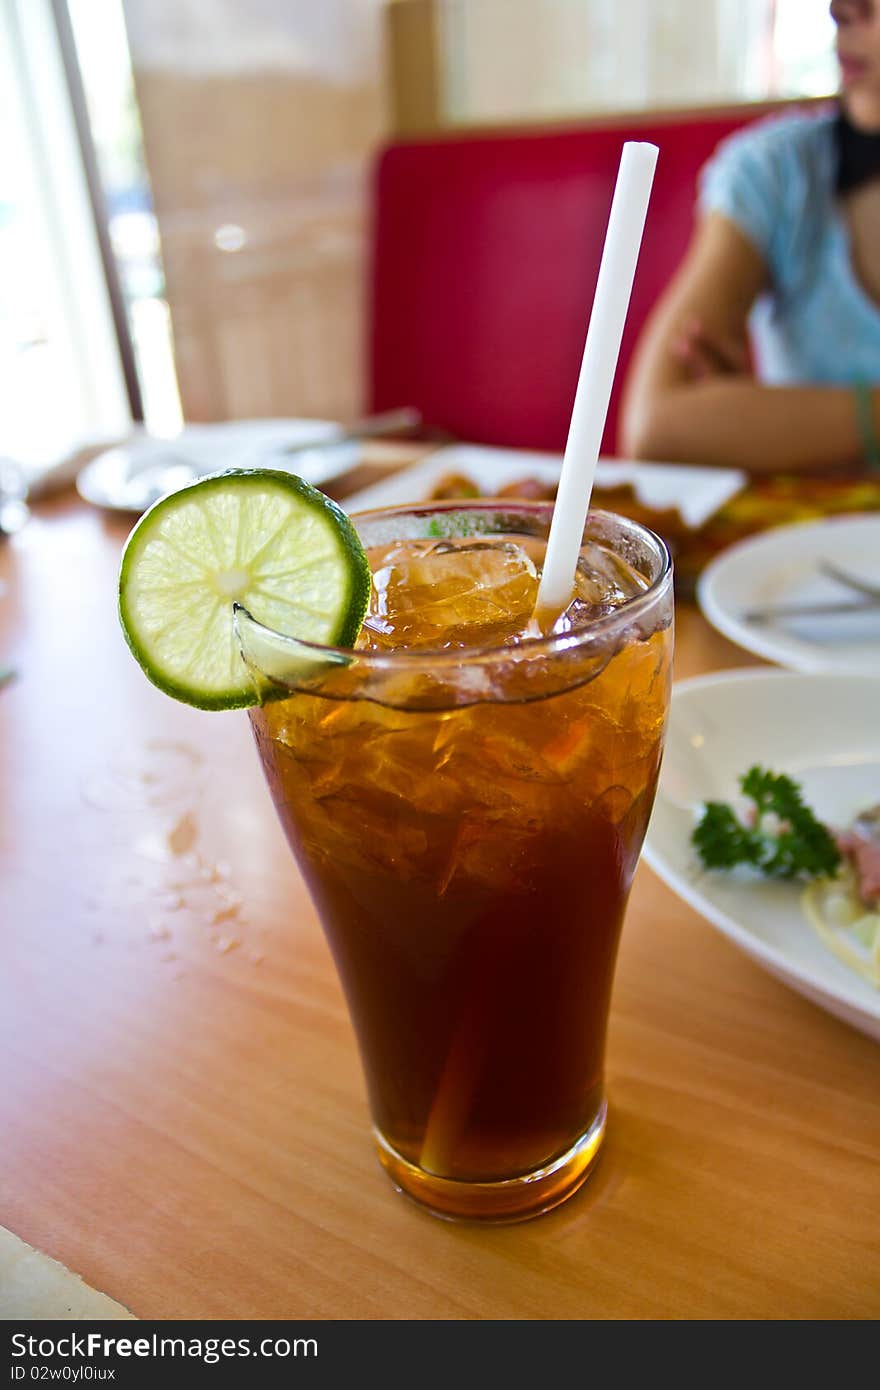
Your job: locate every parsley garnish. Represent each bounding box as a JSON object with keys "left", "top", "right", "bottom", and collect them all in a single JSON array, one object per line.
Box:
[{"left": 692, "top": 765, "right": 841, "bottom": 881}]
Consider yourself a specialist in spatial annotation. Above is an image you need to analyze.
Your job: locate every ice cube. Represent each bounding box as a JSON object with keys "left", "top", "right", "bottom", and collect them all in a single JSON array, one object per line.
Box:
[
  {"left": 360, "top": 540, "right": 539, "bottom": 651},
  {"left": 554, "top": 541, "right": 649, "bottom": 631}
]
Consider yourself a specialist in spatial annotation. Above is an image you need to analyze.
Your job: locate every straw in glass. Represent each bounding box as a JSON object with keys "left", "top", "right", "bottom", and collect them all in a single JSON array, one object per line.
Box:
[
  {"left": 417, "top": 142, "right": 660, "bottom": 1180},
  {"left": 535, "top": 141, "right": 659, "bottom": 620}
]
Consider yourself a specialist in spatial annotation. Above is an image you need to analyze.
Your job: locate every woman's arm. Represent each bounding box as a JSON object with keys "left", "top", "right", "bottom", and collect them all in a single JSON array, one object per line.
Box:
[{"left": 621, "top": 211, "right": 876, "bottom": 473}]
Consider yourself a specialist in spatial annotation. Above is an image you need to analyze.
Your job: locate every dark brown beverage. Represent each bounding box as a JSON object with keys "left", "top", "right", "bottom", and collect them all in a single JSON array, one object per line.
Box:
[{"left": 245, "top": 504, "right": 673, "bottom": 1220}]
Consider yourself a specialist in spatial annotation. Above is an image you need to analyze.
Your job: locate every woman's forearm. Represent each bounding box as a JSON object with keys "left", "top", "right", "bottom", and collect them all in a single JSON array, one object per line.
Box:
[{"left": 625, "top": 379, "right": 875, "bottom": 474}]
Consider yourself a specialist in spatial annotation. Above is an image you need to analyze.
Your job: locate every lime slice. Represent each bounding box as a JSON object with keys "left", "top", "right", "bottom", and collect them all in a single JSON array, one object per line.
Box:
[{"left": 118, "top": 468, "right": 370, "bottom": 710}]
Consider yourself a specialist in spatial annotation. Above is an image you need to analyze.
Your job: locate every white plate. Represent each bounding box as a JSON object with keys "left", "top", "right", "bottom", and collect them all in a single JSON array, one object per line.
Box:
[
  {"left": 643, "top": 669, "right": 880, "bottom": 1041},
  {"left": 697, "top": 515, "right": 880, "bottom": 675},
  {"left": 77, "top": 419, "right": 358, "bottom": 513},
  {"left": 342, "top": 445, "right": 746, "bottom": 530}
]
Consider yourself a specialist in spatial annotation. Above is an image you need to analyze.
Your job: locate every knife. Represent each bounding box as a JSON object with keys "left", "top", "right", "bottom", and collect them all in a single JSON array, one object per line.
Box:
[{"left": 274, "top": 407, "right": 422, "bottom": 456}]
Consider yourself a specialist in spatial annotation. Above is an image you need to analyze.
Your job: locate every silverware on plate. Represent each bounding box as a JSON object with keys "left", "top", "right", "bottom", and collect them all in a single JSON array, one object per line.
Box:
[
  {"left": 76, "top": 408, "right": 424, "bottom": 513},
  {"left": 742, "top": 597, "right": 880, "bottom": 624},
  {"left": 743, "top": 558, "right": 880, "bottom": 623},
  {"left": 272, "top": 407, "right": 421, "bottom": 457},
  {"left": 818, "top": 559, "right": 880, "bottom": 601}
]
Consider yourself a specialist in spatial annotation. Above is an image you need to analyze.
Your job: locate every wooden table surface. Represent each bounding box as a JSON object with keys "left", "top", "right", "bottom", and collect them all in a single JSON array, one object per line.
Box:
[{"left": 1, "top": 485, "right": 878, "bottom": 1322}]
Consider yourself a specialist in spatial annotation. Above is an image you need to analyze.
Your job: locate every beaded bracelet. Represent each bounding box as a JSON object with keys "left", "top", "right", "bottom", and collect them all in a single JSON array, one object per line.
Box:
[{"left": 853, "top": 380, "right": 880, "bottom": 472}]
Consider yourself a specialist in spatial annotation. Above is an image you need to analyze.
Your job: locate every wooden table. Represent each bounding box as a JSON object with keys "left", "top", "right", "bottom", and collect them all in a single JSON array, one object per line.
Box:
[{"left": 1, "top": 488, "right": 878, "bottom": 1321}]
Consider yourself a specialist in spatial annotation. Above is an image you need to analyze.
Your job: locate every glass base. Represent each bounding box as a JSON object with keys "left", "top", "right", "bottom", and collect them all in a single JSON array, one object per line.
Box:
[{"left": 374, "top": 1100, "right": 607, "bottom": 1224}]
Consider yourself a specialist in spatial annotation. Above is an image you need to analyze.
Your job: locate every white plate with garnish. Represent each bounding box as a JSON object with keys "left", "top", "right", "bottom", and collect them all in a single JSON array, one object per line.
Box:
[
  {"left": 643, "top": 669, "right": 880, "bottom": 1041},
  {"left": 697, "top": 515, "right": 880, "bottom": 674}
]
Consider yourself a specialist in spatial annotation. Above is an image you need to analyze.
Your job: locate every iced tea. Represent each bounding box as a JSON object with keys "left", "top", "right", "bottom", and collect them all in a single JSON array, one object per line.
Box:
[{"left": 245, "top": 503, "right": 672, "bottom": 1220}]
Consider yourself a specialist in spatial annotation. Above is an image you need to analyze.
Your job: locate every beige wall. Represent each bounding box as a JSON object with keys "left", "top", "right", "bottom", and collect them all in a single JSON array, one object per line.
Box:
[
  {"left": 389, "top": 0, "right": 837, "bottom": 134},
  {"left": 438, "top": 0, "right": 775, "bottom": 125},
  {"left": 123, "top": 0, "right": 388, "bottom": 423}
]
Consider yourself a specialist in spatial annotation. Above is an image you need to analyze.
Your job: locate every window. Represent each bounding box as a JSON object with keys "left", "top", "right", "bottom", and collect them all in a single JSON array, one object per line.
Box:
[{"left": 0, "top": 0, "right": 131, "bottom": 475}]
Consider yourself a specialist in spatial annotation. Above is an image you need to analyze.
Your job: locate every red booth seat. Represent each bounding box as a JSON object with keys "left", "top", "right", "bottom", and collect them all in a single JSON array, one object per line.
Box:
[{"left": 368, "top": 105, "right": 796, "bottom": 455}]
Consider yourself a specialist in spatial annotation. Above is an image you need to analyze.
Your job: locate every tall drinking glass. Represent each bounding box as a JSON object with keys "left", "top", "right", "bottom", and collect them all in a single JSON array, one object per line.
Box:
[{"left": 237, "top": 502, "right": 673, "bottom": 1221}]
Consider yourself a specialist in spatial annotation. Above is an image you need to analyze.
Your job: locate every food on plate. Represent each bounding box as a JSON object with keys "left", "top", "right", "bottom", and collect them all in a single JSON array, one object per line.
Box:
[
  {"left": 803, "top": 805, "right": 880, "bottom": 987},
  {"left": 693, "top": 769, "right": 880, "bottom": 987},
  {"left": 429, "top": 471, "right": 690, "bottom": 542},
  {"left": 426, "top": 469, "right": 880, "bottom": 594},
  {"left": 837, "top": 804, "right": 880, "bottom": 907},
  {"left": 691, "top": 766, "right": 840, "bottom": 881},
  {"left": 430, "top": 472, "right": 697, "bottom": 579},
  {"left": 427, "top": 472, "right": 484, "bottom": 500}
]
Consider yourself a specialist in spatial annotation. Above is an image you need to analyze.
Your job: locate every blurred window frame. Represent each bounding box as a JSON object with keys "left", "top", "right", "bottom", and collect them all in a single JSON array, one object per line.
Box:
[{"left": 1, "top": 0, "right": 133, "bottom": 465}]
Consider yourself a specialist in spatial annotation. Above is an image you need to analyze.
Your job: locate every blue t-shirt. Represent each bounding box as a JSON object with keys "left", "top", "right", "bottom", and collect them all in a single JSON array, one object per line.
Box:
[{"left": 698, "top": 109, "right": 880, "bottom": 384}]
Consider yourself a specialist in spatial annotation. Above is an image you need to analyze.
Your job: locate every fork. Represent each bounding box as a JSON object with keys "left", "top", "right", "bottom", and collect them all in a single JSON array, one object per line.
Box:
[
  {"left": 743, "top": 596, "right": 880, "bottom": 623},
  {"left": 818, "top": 559, "right": 880, "bottom": 601},
  {"left": 741, "top": 557, "right": 880, "bottom": 623}
]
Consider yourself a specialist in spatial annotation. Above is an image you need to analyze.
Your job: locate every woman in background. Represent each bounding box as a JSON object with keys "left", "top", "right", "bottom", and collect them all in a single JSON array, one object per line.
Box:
[{"left": 622, "top": 0, "right": 880, "bottom": 474}]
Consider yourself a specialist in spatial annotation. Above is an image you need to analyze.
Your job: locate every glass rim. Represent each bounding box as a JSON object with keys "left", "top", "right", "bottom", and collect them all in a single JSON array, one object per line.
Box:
[{"left": 237, "top": 500, "right": 673, "bottom": 673}]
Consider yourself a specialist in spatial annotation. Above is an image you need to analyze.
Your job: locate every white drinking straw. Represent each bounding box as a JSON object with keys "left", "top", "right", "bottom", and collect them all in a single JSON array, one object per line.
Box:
[{"left": 535, "top": 141, "right": 659, "bottom": 618}]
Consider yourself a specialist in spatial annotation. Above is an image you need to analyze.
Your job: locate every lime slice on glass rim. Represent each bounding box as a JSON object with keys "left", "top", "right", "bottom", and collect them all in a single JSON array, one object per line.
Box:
[{"left": 118, "top": 468, "right": 371, "bottom": 710}]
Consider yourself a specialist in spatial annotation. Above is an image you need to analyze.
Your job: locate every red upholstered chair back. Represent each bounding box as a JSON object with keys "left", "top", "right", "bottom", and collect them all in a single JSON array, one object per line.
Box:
[{"left": 368, "top": 107, "right": 774, "bottom": 454}]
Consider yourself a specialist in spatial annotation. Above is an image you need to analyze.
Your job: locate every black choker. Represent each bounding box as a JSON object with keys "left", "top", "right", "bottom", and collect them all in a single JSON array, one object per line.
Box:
[{"left": 835, "top": 109, "right": 880, "bottom": 193}]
